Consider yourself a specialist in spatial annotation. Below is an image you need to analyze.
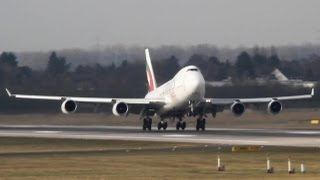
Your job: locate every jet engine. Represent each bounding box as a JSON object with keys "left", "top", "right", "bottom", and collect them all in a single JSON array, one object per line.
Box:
[
  {"left": 112, "top": 101, "right": 129, "bottom": 116},
  {"left": 61, "top": 99, "right": 77, "bottom": 114},
  {"left": 268, "top": 100, "right": 282, "bottom": 114},
  {"left": 231, "top": 101, "right": 245, "bottom": 116}
]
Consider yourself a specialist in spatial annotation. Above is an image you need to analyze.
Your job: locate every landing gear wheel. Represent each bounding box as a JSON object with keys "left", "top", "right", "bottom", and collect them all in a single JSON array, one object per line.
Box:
[
  {"left": 163, "top": 122, "right": 168, "bottom": 130},
  {"left": 196, "top": 125, "right": 200, "bottom": 131},
  {"left": 176, "top": 121, "right": 181, "bottom": 130},
  {"left": 158, "top": 121, "right": 167, "bottom": 131},
  {"left": 143, "top": 118, "right": 148, "bottom": 131},
  {"left": 181, "top": 122, "right": 186, "bottom": 130},
  {"left": 147, "top": 118, "right": 152, "bottom": 131},
  {"left": 196, "top": 118, "right": 206, "bottom": 131},
  {"left": 196, "top": 118, "right": 201, "bottom": 131},
  {"left": 201, "top": 118, "right": 206, "bottom": 131},
  {"left": 158, "top": 122, "right": 162, "bottom": 130}
]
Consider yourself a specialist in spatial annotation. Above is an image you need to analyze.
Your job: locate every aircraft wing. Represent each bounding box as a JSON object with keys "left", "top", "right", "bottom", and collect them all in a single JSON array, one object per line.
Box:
[
  {"left": 205, "top": 88, "right": 314, "bottom": 105},
  {"left": 5, "top": 89, "right": 165, "bottom": 105}
]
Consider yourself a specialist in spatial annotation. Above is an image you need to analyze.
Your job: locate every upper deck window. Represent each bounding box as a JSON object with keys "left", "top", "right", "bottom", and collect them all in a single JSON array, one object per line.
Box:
[{"left": 187, "top": 68, "right": 198, "bottom": 72}]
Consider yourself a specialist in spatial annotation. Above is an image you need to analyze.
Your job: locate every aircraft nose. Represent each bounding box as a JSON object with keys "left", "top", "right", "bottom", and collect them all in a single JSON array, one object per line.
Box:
[
  {"left": 185, "top": 73, "right": 203, "bottom": 93},
  {"left": 191, "top": 76, "right": 201, "bottom": 90}
]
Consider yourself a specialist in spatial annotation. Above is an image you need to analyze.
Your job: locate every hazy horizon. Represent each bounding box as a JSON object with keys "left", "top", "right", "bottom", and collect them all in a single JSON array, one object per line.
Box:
[{"left": 1, "top": 0, "right": 320, "bottom": 52}]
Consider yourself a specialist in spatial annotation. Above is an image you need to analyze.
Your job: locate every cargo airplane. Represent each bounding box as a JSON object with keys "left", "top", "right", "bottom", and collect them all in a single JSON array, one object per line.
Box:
[{"left": 6, "top": 49, "right": 314, "bottom": 131}]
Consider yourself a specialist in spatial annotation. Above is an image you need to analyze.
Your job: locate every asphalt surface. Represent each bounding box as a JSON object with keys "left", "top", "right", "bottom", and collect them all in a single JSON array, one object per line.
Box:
[{"left": 0, "top": 125, "right": 320, "bottom": 147}]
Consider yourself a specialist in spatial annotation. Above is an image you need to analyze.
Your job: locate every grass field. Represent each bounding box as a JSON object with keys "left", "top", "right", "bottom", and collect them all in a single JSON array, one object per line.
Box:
[{"left": 1, "top": 137, "right": 320, "bottom": 179}]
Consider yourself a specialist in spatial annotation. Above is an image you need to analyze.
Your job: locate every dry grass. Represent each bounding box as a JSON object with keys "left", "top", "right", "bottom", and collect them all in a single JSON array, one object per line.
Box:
[{"left": 0, "top": 137, "right": 320, "bottom": 179}]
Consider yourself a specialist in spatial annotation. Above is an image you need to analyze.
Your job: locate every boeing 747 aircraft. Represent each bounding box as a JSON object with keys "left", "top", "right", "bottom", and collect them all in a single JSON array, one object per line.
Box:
[{"left": 6, "top": 49, "right": 314, "bottom": 131}]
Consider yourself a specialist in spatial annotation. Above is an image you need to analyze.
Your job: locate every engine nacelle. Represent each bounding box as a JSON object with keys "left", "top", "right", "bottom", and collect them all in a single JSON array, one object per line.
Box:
[
  {"left": 61, "top": 99, "right": 77, "bottom": 114},
  {"left": 112, "top": 101, "right": 129, "bottom": 116},
  {"left": 231, "top": 101, "right": 245, "bottom": 116},
  {"left": 268, "top": 100, "right": 282, "bottom": 114}
]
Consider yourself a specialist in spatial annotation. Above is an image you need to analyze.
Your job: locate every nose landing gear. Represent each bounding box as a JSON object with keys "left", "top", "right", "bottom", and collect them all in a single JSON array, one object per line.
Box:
[{"left": 187, "top": 100, "right": 196, "bottom": 117}]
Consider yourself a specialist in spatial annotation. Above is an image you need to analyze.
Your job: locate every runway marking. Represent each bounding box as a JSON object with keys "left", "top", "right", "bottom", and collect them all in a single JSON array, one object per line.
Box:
[
  {"left": 284, "top": 131, "right": 320, "bottom": 135},
  {"left": 1, "top": 125, "right": 320, "bottom": 147},
  {"left": 162, "top": 134, "right": 196, "bottom": 137},
  {"left": 200, "top": 139, "right": 268, "bottom": 144},
  {"left": 33, "top": 131, "right": 61, "bottom": 134}
]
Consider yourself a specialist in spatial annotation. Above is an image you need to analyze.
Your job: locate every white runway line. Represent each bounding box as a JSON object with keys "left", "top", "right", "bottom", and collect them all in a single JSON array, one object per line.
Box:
[
  {"left": 284, "top": 131, "right": 320, "bottom": 135},
  {"left": 162, "top": 134, "right": 196, "bottom": 137},
  {"left": 33, "top": 131, "right": 61, "bottom": 134}
]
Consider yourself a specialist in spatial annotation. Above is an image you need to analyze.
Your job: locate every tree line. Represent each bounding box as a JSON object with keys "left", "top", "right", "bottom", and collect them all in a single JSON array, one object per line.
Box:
[{"left": 0, "top": 48, "right": 319, "bottom": 113}]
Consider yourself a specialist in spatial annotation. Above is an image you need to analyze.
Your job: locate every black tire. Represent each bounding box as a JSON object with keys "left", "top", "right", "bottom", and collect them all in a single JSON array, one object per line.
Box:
[
  {"left": 201, "top": 118, "right": 206, "bottom": 131},
  {"left": 163, "top": 122, "right": 168, "bottom": 130},
  {"left": 196, "top": 124, "right": 200, "bottom": 131},
  {"left": 201, "top": 124, "right": 205, "bottom": 131},
  {"left": 196, "top": 118, "right": 201, "bottom": 131},
  {"left": 148, "top": 118, "right": 152, "bottom": 131},
  {"left": 181, "top": 122, "right": 186, "bottom": 130},
  {"left": 158, "top": 122, "right": 161, "bottom": 130},
  {"left": 176, "top": 122, "right": 181, "bottom": 130},
  {"left": 143, "top": 118, "right": 147, "bottom": 131},
  {"left": 202, "top": 118, "right": 206, "bottom": 125}
]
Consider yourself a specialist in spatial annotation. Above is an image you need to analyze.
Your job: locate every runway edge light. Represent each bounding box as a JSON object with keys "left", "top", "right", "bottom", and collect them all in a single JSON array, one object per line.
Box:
[
  {"left": 301, "top": 163, "right": 306, "bottom": 173},
  {"left": 288, "top": 156, "right": 295, "bottom": 174},
  {"left": 266, "top": 154, "right": 274, "bottom": 174},
  {"left": 217, "top": 152, "right": 225, "bottom": 171}
]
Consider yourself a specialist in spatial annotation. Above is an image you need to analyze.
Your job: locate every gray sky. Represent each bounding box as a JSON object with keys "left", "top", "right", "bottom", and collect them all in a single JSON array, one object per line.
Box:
[{"left": 1, "top": 0, "right": 320, "bottom": 51}]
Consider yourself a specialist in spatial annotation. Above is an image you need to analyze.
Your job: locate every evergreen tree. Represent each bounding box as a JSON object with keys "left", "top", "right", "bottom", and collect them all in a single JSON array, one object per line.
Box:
[
  {"left": 0, "top": 52, "right": 18, "bottom": 67},
  {"left": 235, "top": 51, "right": 254, "bottom": 78},
  {"left": 46, "top": 52, "right": 70, "bottom": 74}
]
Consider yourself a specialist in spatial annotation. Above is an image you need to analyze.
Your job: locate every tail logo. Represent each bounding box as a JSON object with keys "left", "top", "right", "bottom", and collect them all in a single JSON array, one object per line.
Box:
[
  {"left": 145, "top": 49, "right": 157, "bottom": 92},
  {"left": 146, "top": 65, "right": 155, "bottom": 91}
]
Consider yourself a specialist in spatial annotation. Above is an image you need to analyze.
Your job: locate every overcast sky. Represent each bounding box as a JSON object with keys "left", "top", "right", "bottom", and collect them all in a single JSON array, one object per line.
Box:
[{"left": 1, "top": 0, "right": 320, "bottom": 51}]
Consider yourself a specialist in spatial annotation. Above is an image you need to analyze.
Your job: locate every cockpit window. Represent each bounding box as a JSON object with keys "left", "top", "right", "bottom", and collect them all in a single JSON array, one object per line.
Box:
[{"left": 187, "top": 68, "right": 198, "bottom": 72}]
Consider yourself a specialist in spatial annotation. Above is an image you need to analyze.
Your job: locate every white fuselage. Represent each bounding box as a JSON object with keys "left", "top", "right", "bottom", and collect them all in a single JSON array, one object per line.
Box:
[{"left": 145, "top": 65, "right": 205, "bottom": 116}]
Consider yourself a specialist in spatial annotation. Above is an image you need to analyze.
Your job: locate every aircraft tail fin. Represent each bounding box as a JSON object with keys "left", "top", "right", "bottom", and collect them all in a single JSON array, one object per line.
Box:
[
  {"left": 272, "top": 68, "right": 289, "bottom": 81},
  {"left": 145, "top": 49, "right": 157, "bottom": 92}
]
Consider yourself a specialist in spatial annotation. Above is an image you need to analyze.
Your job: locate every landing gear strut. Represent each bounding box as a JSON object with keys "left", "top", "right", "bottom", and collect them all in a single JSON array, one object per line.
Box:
[
  {"left": 187, "top": 100, "right": 196, "bottom": 117},
  {"left": 196, "top": 118, "right": 206, "bottom": 131},
  {"left": 143, "top": 118, "right": 152, "bottom": 131},
  {"left": 158, "top": 121, "right": 168, "bottom": 130}
]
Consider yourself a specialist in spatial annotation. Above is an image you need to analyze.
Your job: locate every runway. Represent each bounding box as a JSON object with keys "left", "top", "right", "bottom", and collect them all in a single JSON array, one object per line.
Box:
[{"left": 0, "top": 125, "right": 320, "bottom": 147}]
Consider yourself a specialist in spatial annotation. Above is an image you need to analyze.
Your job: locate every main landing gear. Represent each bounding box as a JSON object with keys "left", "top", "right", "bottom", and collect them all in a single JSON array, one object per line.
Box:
[
  {"left": 158, "top": 121, "right": 168, "bottom": 130},
  {"left": 142, "top": 118, "right": 152, "bottom": 131},
  {"left": 142, "top": 117, "right": 206, "bottom": 131},
  {"left": 176, "top": 120, "right": 186, "bottom": 130},
  {"left": 196, "top": 118, "right": 206, "bottom": 131}
]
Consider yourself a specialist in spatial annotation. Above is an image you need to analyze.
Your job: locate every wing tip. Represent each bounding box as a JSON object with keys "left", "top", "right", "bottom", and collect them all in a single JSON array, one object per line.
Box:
[
  {"left": 311, "top": 88, "right": 315, "bottom": 96},
  {"left": 5, "top": 88, "right": 12, "bottom": 97}
]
